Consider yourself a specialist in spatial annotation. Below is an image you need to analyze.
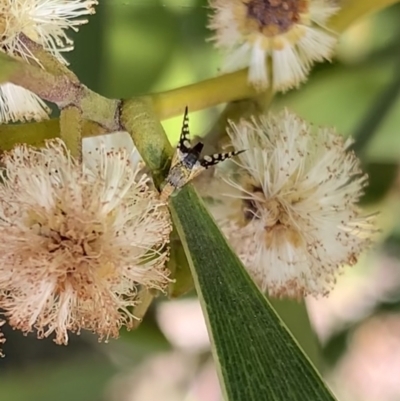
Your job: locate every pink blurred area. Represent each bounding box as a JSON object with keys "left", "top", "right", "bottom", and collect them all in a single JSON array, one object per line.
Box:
[
  {"left": 105, "top": 249, "right": 400, "bottom": 401},
  {"left": 103, "top": 250, "right": 400, "bottom": 401},
  {"left": 106, "top": 299, "right": 221, "bottom": 401}
]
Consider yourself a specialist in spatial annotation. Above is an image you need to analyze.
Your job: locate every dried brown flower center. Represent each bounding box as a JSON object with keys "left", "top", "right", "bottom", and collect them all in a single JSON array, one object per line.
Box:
[
  {"left": 242, "top": 185, "right": 264, "bottom": 221},
  {"left": 47, "top": 228, "right": 100, "bottom": 256},
  {"left": 243, "top": 198, "right": 259, "bottom": 221},
  {"left": 242, "top": 185, "right": 304, "bottom": 248},
  {"left": 244, "top": 0, "right": 309, "bottom": 36},
  {"left": 33, "top": 218, "right": 103, "bottom": 258}
]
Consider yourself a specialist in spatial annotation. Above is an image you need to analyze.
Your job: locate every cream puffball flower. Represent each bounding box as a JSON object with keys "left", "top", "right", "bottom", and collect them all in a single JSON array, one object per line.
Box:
[
  {"left": 210, "top": 110, "right": 375, "bottom": 298},
  {"left": 0, "top": 138, "right": 171, "bottom": 344},
  {"left": 0, "top": 0, "right": 98, "bottom": 63},
  {"left": 0, "top": 0, "right": 98, "bottom": 123},
  {"left": 0, "top": 82, "right": 50, "bottom": 123},
  {"left": 208, "top": 0, "right": 339, "bottom": 91}
]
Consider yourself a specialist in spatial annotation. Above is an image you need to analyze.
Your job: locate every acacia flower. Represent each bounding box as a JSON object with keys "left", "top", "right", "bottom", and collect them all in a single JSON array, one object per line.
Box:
[
  {"left": 0, "top": 138, "right": 171, "bottom": 344},
  {"left": 0, "top": 82, "right": 50, "bottom": 123},
  {"left": 1, "top": 0, "right": 98, "bottom": 63},
  {"left": 0, "top": 0, "right": 98, "bottom": 122},
  {"left": 208, "top": 0, "right": 339, "bottom": 91},
  {"left": 209, "top": 109, "right": 375, "bottom": 298}
]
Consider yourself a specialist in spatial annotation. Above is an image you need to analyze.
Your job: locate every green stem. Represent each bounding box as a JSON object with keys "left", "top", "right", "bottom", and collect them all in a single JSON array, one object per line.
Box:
[
  {"left": 150, "top": 0, "right": 400, "bottom": 121},
  {"left": 19, "top": 34, "right": 79, "bottom": 83},
  {"left": 167, "top": 233, "right": 194, "bottom": 298},
  {"left": 202, "top": 91, "right": 274, "bottom": 149},
  {"left": 60, "top": 106, "right": 83, "bottom": 160},
  {"left": 150, "top": 70, "right": 257, "bottom": 120},
  {"left": 0, "top": 47, "right": 120, "bottom": 130},
  {"left": 0, "top": 120, "right": 107, "bottom": 151},
  {"left": 351, "top": 60, "right": 400, "bottom": 155},
  {"left": 119, "top": 97, "right": 173, "bottom": 188},
  {"left": 328, "top": 0, "right": 400, "bottom": 33},
  {"left": 0, "top": 52, "right": 75, "bottom": 106},
  {"left": 80, "top": 89, "right": 120, "bottom": 132},
  {"left": 131, "top": 289, "right": 155, "bottom": 330},
  {"left": 0, "top": 0, "right": 398, "bottom": 152}
]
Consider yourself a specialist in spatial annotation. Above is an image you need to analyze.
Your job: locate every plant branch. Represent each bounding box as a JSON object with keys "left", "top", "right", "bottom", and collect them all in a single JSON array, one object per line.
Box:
[
  {"left": 0, "top": 49, "right": 120, "bottom": 132},
  {"left": 0, "top": 119, "right": 107, "bottom": 151},
  {"left": 119, "top": 97, "right": 173, "bottom": 188},
  {"left": 150, "top": 69, "right": 257, "bottom": 120},
  {"left": 0, "top": 51, "right": 81, "bottom": 108},
  {"left": 80, "top": 89, "right": 120, "bottom": 131},
  {"left": 150, "top": 0, "right": 400, "bottom": 121},
  {"left": 19, "top": 34, "right": 79, "bottom": 83},
  {"left": 0, "top": 0, "right": 398, "bottom": 152},
  {"left": 202, "top": 90, "right": 274, "bottom": 152},
  {"left": 351, "top": 58, "right": 400, "bottom": 155},
  {"left": 60, "top": 106, "right": 83, "bottom": 159},
  {"left": 328, "top": 0, "right": 400, "bottom": 33}
]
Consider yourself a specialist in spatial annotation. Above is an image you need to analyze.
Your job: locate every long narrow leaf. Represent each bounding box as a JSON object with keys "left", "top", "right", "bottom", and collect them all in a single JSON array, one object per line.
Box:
[{"left": 169, "top": 185, "right": 338, "bottom": 401}]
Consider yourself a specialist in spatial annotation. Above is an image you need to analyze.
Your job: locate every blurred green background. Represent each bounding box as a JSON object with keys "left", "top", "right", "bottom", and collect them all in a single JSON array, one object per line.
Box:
[{"left": 3, "top": 1, "right": 400, "bottom": 400}]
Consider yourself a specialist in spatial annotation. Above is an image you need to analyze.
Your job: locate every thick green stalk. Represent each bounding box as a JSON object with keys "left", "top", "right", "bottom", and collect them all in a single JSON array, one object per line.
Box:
[
  {"left": 150, "top": 0, "right": 400, "bottom": 121},
  {"left": 60, "top": 106, "right": 83, "bottom": 160},
  {"left": 0, "top": 120, "right": 107, "bottom": 151},
  {"left": 1, "top": 0, "right": 399, "bottom": 151},
  {"left": 151, "top": 70, "right": 257, "bottom": 120},
  {"left": 328, "top": 0, "right": 400, "bottom": 32},
  {"left": 119, "top": 97, "right": 173, "bottom": 188}
]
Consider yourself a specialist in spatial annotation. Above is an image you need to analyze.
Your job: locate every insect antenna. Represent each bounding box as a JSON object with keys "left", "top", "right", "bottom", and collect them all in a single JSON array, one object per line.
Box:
[
  {"left": 200, "top": 149, "right": 246, "bottom": 168},
  {"left": 178, "top": 106, "right": 192, "bottom": 152}
]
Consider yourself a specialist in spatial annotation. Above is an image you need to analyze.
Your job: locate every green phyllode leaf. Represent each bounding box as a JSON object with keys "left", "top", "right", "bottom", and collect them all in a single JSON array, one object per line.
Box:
[{"left": 169, "top": 185, "right": 338, "bottom": 401}]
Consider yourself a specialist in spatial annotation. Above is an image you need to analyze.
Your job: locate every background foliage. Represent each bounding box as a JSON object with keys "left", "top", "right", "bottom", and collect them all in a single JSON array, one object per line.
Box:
[{"left": 2, "top": 1, "right": 400, "bottom": 400}]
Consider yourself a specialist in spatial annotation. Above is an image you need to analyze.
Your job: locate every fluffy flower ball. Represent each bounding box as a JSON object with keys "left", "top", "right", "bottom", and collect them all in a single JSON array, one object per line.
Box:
[
  {"left": 0, "top": 138, "right": 172, "bottom": 344},
  {"left": 209, "top": 109, "right": 375, "bottom": 298},
  {"left": 208, "top": 0, "right": 339, "bottom": 91},
  {"left": 0, "top": 0, "right": 98, "bottom": 123}
]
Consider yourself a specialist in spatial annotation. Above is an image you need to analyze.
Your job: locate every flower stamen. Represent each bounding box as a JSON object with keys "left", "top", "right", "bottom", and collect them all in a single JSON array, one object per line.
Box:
[
  {"left": 206, "top": 109, "right": 376, "bottom": 298},
  {"left": 0, "top": 138, "right": 172, "bottom": 343},
  {"left": 208, "top": 0, "right": 339, "bottom": 90}
]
